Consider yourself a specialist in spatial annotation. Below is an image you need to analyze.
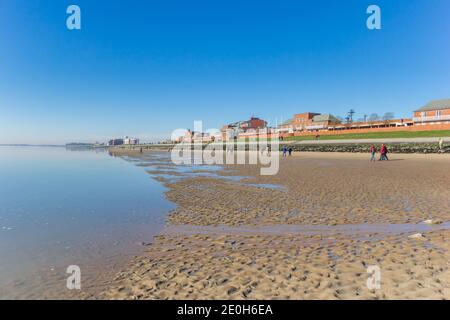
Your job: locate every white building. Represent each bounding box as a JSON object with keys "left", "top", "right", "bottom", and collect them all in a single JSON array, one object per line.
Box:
[{"left": 123, "top": 136, "right": 139, "bottom": 145}]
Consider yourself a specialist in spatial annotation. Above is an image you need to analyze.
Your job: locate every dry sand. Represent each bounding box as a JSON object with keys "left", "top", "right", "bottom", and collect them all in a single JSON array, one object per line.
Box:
[{"left": 102, "top": 151, "right": 450, "bottom": 299}]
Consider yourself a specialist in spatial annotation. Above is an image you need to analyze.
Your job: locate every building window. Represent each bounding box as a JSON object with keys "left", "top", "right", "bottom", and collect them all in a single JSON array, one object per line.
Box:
[
  {"left": 421, "top": 112, "right": 426, "bottom": 118},
  {"left": 436, "top": 110, "right": 441, "bottom": 118}
]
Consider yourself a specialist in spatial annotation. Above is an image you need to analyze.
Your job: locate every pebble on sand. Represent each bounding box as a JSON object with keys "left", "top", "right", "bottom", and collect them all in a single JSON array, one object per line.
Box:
[
  {"left": 423, "top": 219, "right": 443, "bottom": 225},
  {"left": 408, "top": 233, "right": 426, "bottom": 240}
]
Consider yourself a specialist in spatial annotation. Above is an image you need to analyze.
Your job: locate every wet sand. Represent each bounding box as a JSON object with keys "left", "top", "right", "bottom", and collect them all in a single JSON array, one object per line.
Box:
[{"left": 102, "top": 152, "right": 450, "bottom": 299}]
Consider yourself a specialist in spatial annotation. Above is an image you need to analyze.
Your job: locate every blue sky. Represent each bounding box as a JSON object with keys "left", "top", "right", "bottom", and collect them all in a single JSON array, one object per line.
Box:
[{"left": 1, "top": 0, "right": 449, "bottom": 144}]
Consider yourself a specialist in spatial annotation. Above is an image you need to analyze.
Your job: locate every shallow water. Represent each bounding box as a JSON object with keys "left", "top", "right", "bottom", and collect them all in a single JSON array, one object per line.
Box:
[
  {"left": 163, "top": 222, "right": 450, "bottom": 241},
  {"left": 0, "top": 146, "right": 174, "bottom": 299},
  {"left": 133, "top": 152, "right": 286, "bottom": 191}
]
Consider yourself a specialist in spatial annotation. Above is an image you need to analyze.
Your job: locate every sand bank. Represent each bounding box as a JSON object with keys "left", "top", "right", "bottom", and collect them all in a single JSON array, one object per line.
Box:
[{"left": 102, "top": 152, "right": 450, "bottom": 299}]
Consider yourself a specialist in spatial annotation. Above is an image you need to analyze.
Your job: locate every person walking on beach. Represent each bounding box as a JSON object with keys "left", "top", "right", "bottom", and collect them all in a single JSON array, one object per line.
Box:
[
  {"left": 379, "top": 144, "right": 385, "bottom": 161},
  {"left": 379, "top": 144, "right": 388, "bottom": 161},
  {"left": 370, "top": 144, "right": 376, "bottom": 162},
  {"left": 288, "top": 147, "right": 293, "bottom": 156},
  {"left": 439, "top": 137, "right": 444, "bottom": 152},
  {"left": 282, "top": 145, "right": 287, "bottom": 158}
]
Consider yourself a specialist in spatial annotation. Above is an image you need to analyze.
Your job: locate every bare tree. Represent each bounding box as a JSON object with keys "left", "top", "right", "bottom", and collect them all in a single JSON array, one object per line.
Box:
[
  {"left": 368, "top": 113, "right": 379, "bottom": 122},
  {"left": 382, "top": 112, "right": 395, "bottom": 121}
]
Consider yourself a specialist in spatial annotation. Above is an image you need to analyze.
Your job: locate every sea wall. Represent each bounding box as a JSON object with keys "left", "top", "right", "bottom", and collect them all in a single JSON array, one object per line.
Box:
[
  {"left": 288, "top": 143, "right": 450, "bottom": 154},
  {"left": 109, "top": 142, "right": 449, "bottom": 154}
]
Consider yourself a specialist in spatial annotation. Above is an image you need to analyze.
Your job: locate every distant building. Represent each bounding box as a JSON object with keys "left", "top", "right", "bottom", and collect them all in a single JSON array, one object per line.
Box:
[
  {"left": 309, "top": 114, "right": 342, "bottom": 130},
  {"left": 329, "top": 118, "right": 412, "bottom": 131},
  {"left": 278, "top": 112, "right": 341, "bottom": 132},
  {"left": 292, "top": 112, "right": 321, "bottom": 130},
  {"left": 175, "top": 129, "right": 222, "bottom": 143},
  {"left": 108, "top": 138, "right": 124, "bottom": 146},
  {"left": 413, "top": 99, "right": 450, "bottom": 125},
  {"left": 221, "top": 116, "right": 267, "bottom": 140},
  {"left": 240, "top": 116, "right": 267, "bottom": 131},
  {"left": 222, "top": 116, "right": 267, "bottom": 132},
  {"left": 277, "top": 118, "right": 295, "bottom": 133},
  {"left": 124, "top": 136, "right": 139, "bottom": 145}
]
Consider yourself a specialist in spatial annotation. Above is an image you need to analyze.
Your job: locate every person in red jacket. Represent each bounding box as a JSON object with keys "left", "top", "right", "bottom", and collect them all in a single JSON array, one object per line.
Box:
[{"left": 379, "top": 144, "right": 389, "bottom": 161}]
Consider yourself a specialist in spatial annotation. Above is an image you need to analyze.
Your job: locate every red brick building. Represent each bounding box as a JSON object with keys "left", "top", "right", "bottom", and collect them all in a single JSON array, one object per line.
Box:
[
  {"left": 413, "top": 99, "right": 450, "bottom": 125},
  {"left": 221, "top": 116, "right": 267, "bottom": 140},
  {"left": 293, "top": 112, "right": 319, "bottom": 128},
  {"left": 278, "top": 112, "right": 341, "bottom": 132}
]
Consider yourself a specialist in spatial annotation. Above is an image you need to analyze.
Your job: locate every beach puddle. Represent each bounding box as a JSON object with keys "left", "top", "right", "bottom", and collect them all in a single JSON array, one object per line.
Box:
[
  {"left": 126, "top": 152, "right": 286, "bottom": 191},
  {"left": 162, "top": 221, "right": 450, "bottom": 242}
]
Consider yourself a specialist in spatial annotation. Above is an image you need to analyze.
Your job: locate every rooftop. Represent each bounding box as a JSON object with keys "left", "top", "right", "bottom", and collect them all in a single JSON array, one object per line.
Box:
[
  {"left": 415, "top": 99, "right": 450, "bottom": 112},
  {"left": 312, "top": 113, "right": 341, "bottom": 123},
  {"left": 280, "top": 118, "right": 293, "bottom": 126}
]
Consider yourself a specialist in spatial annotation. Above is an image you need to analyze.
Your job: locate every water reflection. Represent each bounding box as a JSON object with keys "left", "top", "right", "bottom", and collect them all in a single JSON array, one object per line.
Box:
[{"left": 0, "top": 146, "right": 174, "bottom": 299}]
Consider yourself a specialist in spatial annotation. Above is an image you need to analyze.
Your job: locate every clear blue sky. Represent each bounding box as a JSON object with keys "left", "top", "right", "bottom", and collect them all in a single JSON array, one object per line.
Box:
[{"left": 1, "top": 0, "right": 449, "bottom": 144}]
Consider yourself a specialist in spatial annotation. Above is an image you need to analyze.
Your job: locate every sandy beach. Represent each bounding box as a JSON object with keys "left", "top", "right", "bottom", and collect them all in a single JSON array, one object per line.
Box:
[{"left": 102, "top": 151, "right": 450, "bottom": 299}]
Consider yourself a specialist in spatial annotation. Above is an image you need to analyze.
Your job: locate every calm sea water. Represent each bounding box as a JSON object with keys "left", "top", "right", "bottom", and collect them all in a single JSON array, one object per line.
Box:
[{"left": 0, "top": 146, "right": 174, "bottom": 299}]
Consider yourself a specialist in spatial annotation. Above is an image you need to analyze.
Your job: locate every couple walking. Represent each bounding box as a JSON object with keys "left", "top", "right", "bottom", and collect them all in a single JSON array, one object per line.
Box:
[
  {"left": 282, "top": 145, "right": 293, "bottom": 157},
  {"left": 370, "top": 144, "right": 388, "bottom": 161}
]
